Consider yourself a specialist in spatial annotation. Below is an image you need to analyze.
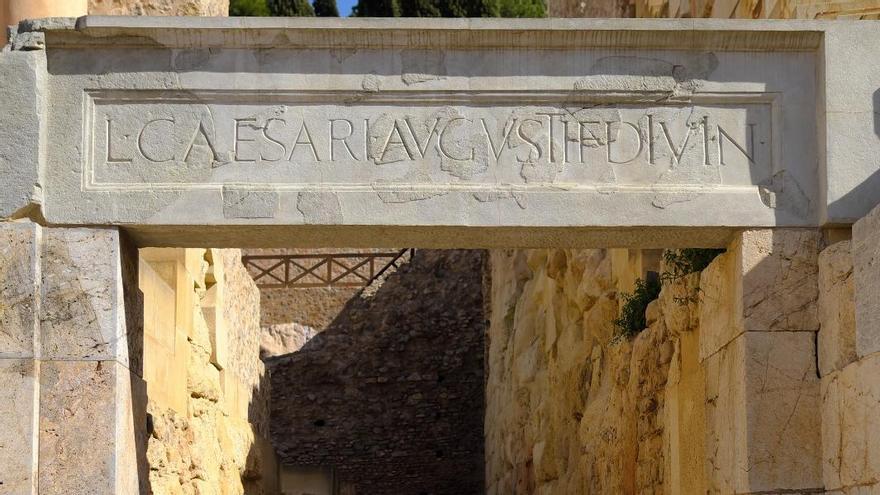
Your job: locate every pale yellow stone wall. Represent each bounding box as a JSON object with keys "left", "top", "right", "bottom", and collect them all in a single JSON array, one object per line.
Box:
[
  {"left": 819, "top": 203, "right": 880, "bottom": 494},
  {"left": 484, "top": 248, "right": 700, "bottom": 494},
  {"left": 485, "top": 231, "right": 836, "bottom": 493},
  {"left": 139, "top": 248, "right": 277, "bottom": 495}
]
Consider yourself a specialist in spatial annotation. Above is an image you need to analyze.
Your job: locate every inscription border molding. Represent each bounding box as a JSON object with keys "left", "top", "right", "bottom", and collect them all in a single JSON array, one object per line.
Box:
[{"left": 82, "top": 89, "right": 781, "bottom": 194}]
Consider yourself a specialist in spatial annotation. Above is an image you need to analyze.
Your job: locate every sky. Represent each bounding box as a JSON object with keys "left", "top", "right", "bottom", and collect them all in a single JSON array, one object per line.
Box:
[{"left": 337, "top": 0, "right": 357, "bottom": 15}]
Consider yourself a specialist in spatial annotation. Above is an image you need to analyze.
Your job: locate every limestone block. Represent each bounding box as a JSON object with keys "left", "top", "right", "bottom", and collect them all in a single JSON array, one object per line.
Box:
[
  {"left": 0, "top": 222, "right": 38, "bottom": 358},
  {"left": 38, "top": 360, "right": 146, "bottom": 495},
  {"left": 700, "top": 229, "right": 820, "bottom": 360},
  {"left": 704, "top": 331, "right": 821, "bottom": 493},
  {"left": 853, "top": 203, "right": 880, "bottom": 358},
  {"left": 39, "top": 227, "right": 133, "bottom": 366},
  {"left": 0, "top": 358, "right": 39, "bottom": 494},
  {"left": 821, "top": 353, "right": 880, "bottom": 492},
  {"left": 739, "top": 229, "right": 820, "bottom": 332},
  {"left": 818, "top": 240, "right": 857, "bottom": 376},
  {"left": 0, "top": 51, "right": 44, "bottom": 219},
  {"left": 139, "top": 254, "right": 189, "bottom": 414},
  {"left": 699, "top": 248, "right": 738, "bottom": 360},
  {"left": 31, "top": 18, "right": 822, "bottom": 247}
]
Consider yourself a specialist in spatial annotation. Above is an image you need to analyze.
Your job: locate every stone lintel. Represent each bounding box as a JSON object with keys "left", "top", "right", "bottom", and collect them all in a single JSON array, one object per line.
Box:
[
  {"left": 0, "top": 50, "right": 45, "bottom": 220},
  {"left": 0, "top": 18, "right": 878, "bottom": 245},
  {"left": 27, "top": 16, "right": 827, "bottom": 50}
]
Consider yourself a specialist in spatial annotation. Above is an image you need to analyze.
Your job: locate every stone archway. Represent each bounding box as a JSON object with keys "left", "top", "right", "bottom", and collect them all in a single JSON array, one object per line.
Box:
[{"left": 2, "top": 16, "right": 880, "bottom": 494}]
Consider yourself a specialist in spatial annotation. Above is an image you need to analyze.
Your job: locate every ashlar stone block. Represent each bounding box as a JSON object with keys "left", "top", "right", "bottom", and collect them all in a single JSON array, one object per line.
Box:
[
  {"left": 0, "top": 51, "right": 45, "bottom": 219},
  {"left": 821, "top": 353, "right": 880, "bottom": 492},
  {"left": 0, "top": 358, "right": 39, "bottom": 494},
  {"left": 38, "top": 359, "right": 146, "bottom": 495},
  {"left": 704, "top": 331, "right": 821, "bottom": 493},
  {"left": 700, "top": 228, "right": 820, "bottom": 360},
  {"left": 853, "top": 202, "right": 880, "bottom": 358},
  {"left": 39, "top": 227, "right": 135, "bottom": 367},
  {"left": 0, "top": 221, "right": 39, "bottom": 358},
  {"left": 817, "top": 240, "right": 857, "bottom": 377}
]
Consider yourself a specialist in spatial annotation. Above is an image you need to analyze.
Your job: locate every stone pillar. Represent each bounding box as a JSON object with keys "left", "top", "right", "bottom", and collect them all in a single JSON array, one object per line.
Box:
[
  {"left": 0, "top": 222, "right": 41, "bottom": 494},
  {"left": 0, "top": 221, "right": 146, "bottom": 494},
  {"left": 820, "top": 202, "right": 880, "bottom": 493},
  {"left": 1, "top": 0, "right": 87, "bottom": 44},
  {"left": 699, "top": 229, "right": 823, "bottom": 493}
]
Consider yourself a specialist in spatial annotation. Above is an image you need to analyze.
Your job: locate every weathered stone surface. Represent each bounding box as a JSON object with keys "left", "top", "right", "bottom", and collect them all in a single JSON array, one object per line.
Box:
[
  {"left": 89, "top": 0, "right": 228, "bottom": 15},
  {"left": 818, "top": 240, "right": 857, "bottom": 376},
  {"left": 137, "top": 247, "right": 276, "bottom": 495},
  {"left": 822, "top": 24, "right": 880, "bottom": 223},
  {"left": 38, "top": 360, "right": 146, "bottom": 495},
  {"left": 704, "top": 331, "right": 821, "bottom": 493},
  {"left": 739, "top": 229, "right": 820, "bottom": 332},
  {"left": 8, "top": 17, "right": 857, "bottom": 248},
  {"left": 853, "top": 202, "right": 880, "bottom": 358},
  {"left": 39, "top": 227, "right": 133, "bottom": 365},
  {"left": 0, "top": 222, "right": 38, "bottom": 358},
  {"left": 260, "top": 322, "right": 318, "bottom": 358},
  {"left": 0, "top": 51, "right": 44, "bottom": 219},
  {"left": 0, "top": 358, "right": 39, "bottom": 494},
  {"left": 486, "top": 248, "right": 692, "bottom": 494},
  {"left": 822, "top": 353, "right": 880, "bottom": 492},
  {"left": 700, "top": 228, "right": 820, "bottom": 360}
]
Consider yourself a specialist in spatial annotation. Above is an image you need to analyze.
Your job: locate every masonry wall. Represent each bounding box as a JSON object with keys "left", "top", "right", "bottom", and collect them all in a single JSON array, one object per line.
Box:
[
  {"left": 485, "top": 232, "right": 839, "bottom": 494},
  {"left": 139, "top": 248, "right": 277, "bottom": 495},
  {"left": 485, "top": 248, "right": 694, "bottom": 493},
  {"left": 268, "top": 249, "right": 486, "bottom": 495},
  {"left": 819, "top": 205, "right": 880, "bottom": 494},
  {"left": 548, "top": 0, "right": 878, "bottom": 19}
]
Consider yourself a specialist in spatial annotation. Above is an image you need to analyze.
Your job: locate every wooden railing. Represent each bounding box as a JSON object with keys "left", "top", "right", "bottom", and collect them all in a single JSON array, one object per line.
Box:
[{"left": 241, "top": 250, "right": 411, "bottom": 289}]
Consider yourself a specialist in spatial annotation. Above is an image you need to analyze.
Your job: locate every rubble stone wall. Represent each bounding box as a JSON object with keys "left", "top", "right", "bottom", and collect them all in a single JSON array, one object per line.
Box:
[{"left": 269, "top": 250, "right": 486, "bottom": 495}]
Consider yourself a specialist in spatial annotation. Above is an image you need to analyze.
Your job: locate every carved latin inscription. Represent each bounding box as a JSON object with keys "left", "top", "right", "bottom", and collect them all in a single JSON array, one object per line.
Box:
[{"left": 88, "top": 94, "right": 772, "bottom": 190}]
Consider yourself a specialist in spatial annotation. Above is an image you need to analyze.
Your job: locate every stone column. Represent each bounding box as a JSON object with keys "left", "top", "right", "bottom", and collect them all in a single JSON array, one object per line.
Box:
[
  {"left": 698, "top": 229, "right": 823, "bottom": 493},
  {"left": 1, "top": 0, "right": 87, "bottom": 44},
  {"left": 0, "top": 221, "right": 146, "bottom": 494}
]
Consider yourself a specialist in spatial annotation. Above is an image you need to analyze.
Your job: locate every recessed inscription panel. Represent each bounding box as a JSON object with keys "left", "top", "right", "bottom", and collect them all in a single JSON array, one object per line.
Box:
[{"left": 88, "top": 92, "right": 772, "bottom": 191}]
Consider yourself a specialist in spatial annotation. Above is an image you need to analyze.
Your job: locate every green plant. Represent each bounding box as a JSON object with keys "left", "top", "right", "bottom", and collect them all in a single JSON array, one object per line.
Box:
[
  {"left": 313, "top": 0, "right": 340, "bottom": 15},
  {"left": 612, "top": 248, "right": 725, "bottom": 340},
  {"left": 661, "top": 248, "right": 725, "bottom": 282},
  {"left": 499, "top": 0, "right": 545, "bottom": 17},
  {"left": 268, "top": 0, "right": 316, "bottom": 16},
  {"left": 613, "top": 275, "right": 662, "bottom": 339},
  {"left": 229, "top": 0, "right": 272, "bottom": 15},
  {"left": 353, "top": 0, "right": 546, "bottom": 17}
]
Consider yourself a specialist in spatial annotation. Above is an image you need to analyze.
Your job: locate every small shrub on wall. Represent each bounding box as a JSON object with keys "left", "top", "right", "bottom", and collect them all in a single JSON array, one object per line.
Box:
[
  {"left": 614, "top": 274, "right": 662, "bottom": 339},
  {"left": 614, "top": 248, "right": 724, "bottom": 339}
]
